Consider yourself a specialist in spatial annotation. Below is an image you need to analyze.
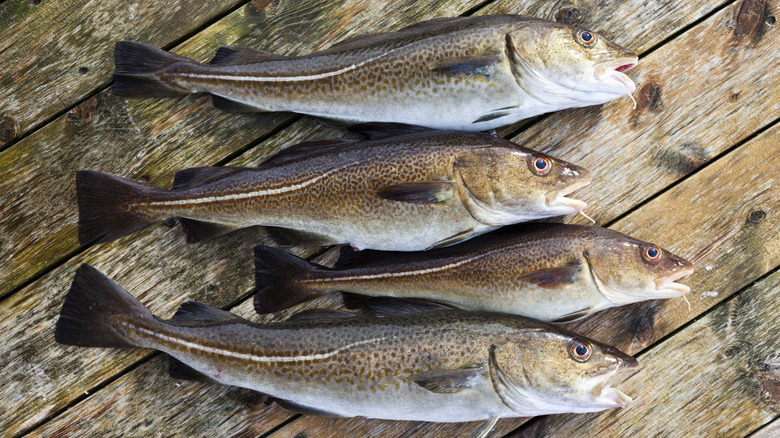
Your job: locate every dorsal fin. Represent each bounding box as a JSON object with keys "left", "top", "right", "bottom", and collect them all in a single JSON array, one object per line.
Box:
[
  {"left": 397, "top": 16, "right": 469, "bottom": 32},
  {"left": 348, "top": 122, "right": 433, "bottom": 140},
  {"left": 323, "top": 31, "right": 398, "bottom": 52},
  {"left": 260, "top": 139, "right": 357, "bottom": 166},
  {"left": 210, "top": 46, "right": 289, "bottom": 65},
  {"left": 284, "top": 308, "right": 356, "bottom": 322},
  {"left": 169, "top": 301, "right": 251, "bottom": 325},
  {"left": 171, "top": 166, "right": 245, "bottom": 190}
]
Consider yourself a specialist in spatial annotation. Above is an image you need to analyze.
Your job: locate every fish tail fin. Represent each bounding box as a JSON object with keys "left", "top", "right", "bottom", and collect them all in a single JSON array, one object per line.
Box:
[
  {"left": 113, "top": 41, "right": 195, "bottom": 97},
  {"left": 253, "top": 245, "right": 327, "bottom": 314},
  {"left": 76, "top": 170, "right": 166, "bottom": 245},
  {"left": 55, "top": 264, "right": 153, "bottom": 348}
]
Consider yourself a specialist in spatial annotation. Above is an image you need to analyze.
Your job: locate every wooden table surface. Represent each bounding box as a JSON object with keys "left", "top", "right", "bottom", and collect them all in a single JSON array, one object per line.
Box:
[{"left": 1, "top": 0, "right": 778, "bottom": 436}]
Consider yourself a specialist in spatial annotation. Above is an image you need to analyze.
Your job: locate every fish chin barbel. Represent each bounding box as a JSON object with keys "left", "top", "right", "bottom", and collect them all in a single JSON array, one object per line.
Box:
[{"left": 112, "top": 15, "right": 637, "bottom": 131}]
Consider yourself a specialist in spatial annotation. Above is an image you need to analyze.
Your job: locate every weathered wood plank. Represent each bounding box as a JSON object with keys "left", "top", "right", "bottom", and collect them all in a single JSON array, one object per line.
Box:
[
  {"left": 0, "top": 0, "right": 485, "bottom": 296},
  {"left": 510, "top": 268, "right": 780, "bottom": 437},
  {"left": 257, "top": 114, "right": 780, "bottom": 438},
  {"left": 749, "top": 417, "right": 780, "bottom": 438},
  {"left": 0, "top": 0, "right": 244, "bottom": 146}
]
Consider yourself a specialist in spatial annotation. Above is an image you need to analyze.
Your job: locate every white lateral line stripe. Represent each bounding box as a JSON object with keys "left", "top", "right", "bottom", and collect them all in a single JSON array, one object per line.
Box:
[
  {"left": 318, "top": 255, "right": 485, "bottom": 282},
  {"left": 141, "top": 325, "right": 384, "bottom": 363},
  {"left": 179, "top": 59, "right": 374, "bottom": 83},
  {"left": 144, "top": 168, "right": 339, "bottom": 207}
]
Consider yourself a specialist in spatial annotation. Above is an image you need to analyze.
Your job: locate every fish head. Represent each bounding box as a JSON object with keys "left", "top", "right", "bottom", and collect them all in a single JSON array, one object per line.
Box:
[
  {"left": 506, "top": 21, "right": 638, "bottom": 107},
  {"left": 583, "top": 229, "right": 695, "bottom": 305},
  {"left": 454, "top": 144, "right": 591, "bottom": 226},
  {"left": 490, "top": 329, "right": 638, "bottom": 415}
]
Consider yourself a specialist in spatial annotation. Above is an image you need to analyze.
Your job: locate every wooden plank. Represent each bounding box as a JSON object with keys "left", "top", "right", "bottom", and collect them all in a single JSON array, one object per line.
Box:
[
  {"left": 0, "top": 0, "right": 244, "bottom": 146},
  {"left": 0, "top": 0, "right": 485, "bottom": 296},
  {"left": 0, "top": 0, "right": 502, "bottom": 434},
  {"left": 258, "top": 115, "right": 780, "bottom": 438},
  {"left": 510, "top": 268, "right": 780, "bottom": 437},
  {"left": 749, "top": 417, "right": 780, "bottom": 438}
]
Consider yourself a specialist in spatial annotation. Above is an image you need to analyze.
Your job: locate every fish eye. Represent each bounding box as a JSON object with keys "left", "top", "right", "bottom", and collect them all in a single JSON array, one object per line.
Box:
[
  {"left": 530, "top": 156, "right": 552, "bottom": 176},
  {"left": 643, "top": 245, "right": 662, "bottom": 263},
  {"left": 575, "top": 30, "right": 597, "bottom": 47},
  {"left": 569, "top": 340, "right": 592, "bottom": 362}
]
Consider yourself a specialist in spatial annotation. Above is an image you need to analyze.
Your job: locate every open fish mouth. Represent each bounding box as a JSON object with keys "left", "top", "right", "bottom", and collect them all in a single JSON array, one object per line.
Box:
[
  {"left": 545, "top": 179, "right": 591, "bottom": 212},
  {"left": 654, "top": 267, "right": 695, "bottom": 296},
  {"left": 587, "top": 357, "right": 638, "bottom": 408},
  {"left": 595, "top": 57, "right": 638, "bottom": 93}
]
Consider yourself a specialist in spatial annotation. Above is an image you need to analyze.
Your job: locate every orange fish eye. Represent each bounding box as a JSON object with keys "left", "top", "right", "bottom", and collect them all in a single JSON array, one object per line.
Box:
[
  {"left": 530, "top": 156, "right": 551, "bottom": 175},
  {"left": 643, "top": 245, "right": 662, "bottom": 263},
  {"left": 575, "top": 30, "right": 597, "bottom": 47},
  {"left": 569, "top": 340, "right": 592, "bottom": 362}
]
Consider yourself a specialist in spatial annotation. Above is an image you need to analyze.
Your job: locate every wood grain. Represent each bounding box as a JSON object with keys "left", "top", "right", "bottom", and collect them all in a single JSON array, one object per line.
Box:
[
  {"left": 0, "top": 0, "right": 485, "bottom": 296},
  {"left": 258, "top": 113, "right": 780, "bottom": 438},
  {"left": 0, "top": 0, "right": 243, "bottom": 146},
  {"left": 510, "top": 268, "right": 780, "bottom": 437}
]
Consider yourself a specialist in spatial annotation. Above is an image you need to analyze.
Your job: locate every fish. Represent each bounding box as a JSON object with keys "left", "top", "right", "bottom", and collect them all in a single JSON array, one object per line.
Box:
[
  {"left": 55, "top": 264, "right": 639, "bottom": 437},
  {"left": 112, "top": 15, "right": 638, "bottom": 131},
  {"left": 253, "top": 224, "right": 694, "bottom": 321},
  {"left": 76, "top": 125, "right": 591, "bottom": 250}
]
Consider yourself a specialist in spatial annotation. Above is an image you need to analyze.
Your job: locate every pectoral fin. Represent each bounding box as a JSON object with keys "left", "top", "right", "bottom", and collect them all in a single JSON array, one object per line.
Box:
[
  {"left": 408, "top": 366, "right": 485, "bottom": 393},
  {"left": 517, "top": 263, "right": 582, "bottom": 289},
  {"left": 431, "top": 53, "right": 502, "bottom": 79},
  {"left": 470, "top": 416, "right": 500, "bottom": 438},
  {"left": 375, "top": 179, "right": 455, "bottom": 204}
]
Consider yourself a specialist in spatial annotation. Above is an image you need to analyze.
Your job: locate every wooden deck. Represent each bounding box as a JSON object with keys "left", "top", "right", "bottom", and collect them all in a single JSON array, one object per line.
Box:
[{"left": 1, "top": 0, "right": 778, "bottom": 436}]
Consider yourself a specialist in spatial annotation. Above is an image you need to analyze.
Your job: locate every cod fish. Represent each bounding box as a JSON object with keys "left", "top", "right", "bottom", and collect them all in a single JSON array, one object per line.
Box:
[
  {"left": 56, "top": 265, "right": 638, "bottom": 437},
  {"left": 113, "top": 15, "right": 638, "bottom": 131},
  {"left": 77, "top": 126, "right": 590, "bottom": 250},
  {"left": 253, "top": 224, "right": 694, "bottom": 321}
]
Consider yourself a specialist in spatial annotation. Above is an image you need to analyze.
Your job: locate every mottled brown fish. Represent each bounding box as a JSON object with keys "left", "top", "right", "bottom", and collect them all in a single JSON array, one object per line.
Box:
[
  {"left": 113, "top": 15, "right": 637, "bottom": 131},
  {"left": 77, "top": 126, "right": 590, "bottom": 250},
  {"left": 56, "top": 265, "right": 639, "bottom": 436},
  {"left": 253, "top": 224, "right": 694, "bottom": 321}
]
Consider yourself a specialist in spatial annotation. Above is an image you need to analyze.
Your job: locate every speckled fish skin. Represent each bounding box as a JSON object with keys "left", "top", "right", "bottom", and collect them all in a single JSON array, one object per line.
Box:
[
  {"left": 56, "top": 265, "right": 639, "bottom": 425},
  {"left": 76, "top": 128, "right": 590, "bottom": 250},
  {"left": 254, "top": 224, "right": 694, "bottom": 321},
  {"left": 112, "top": 15, "right": 638, "bottom": 131}
]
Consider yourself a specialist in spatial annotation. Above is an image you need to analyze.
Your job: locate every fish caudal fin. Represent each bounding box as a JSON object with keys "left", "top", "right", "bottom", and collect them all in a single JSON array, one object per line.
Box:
[
  {"left": 113, "top": 41, "right": 195, "bottom": 97},
  {"left": 55, "top": 264, "right": 153, "bottom": 348},
  {"left": 253, "top": 245, "right": 326, "bottom": 314},
  {"left": 76, "top": 170, "right": 165, "bottom": 245}
]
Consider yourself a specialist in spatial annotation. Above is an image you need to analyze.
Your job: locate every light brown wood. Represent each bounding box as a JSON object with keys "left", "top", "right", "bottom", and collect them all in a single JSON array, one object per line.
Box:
[
  {"left": 1, "top": 0, "right": 778, "bottom": 436},
  {"left": 510, "top": 269, "right": 780, "bottom": 437},
  {"left": 750, "top": 418, "right": 780, "bottom": 438},
  {"left": 0, "top": 0, "right": 244, "bottom": 146}
]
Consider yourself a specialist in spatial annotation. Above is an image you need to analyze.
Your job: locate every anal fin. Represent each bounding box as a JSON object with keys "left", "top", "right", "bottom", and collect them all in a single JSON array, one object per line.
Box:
[
  {"left": 168, "top": 356, "right": 220, "bottom": 385},
  {"left": 426, "top": 229, "right": 476, "bottom": 250},
  {"left": 273, "top": 398, "right": 345, "bottom": 417},
  {"left": 408, "top": 366, "right": 485, "bottom": 393},
  {"left": 179, "top": 218, "right": 240, "bottom": 243},
  {"left": 212, "top": 95, "right": 263, "bottom": 113}
]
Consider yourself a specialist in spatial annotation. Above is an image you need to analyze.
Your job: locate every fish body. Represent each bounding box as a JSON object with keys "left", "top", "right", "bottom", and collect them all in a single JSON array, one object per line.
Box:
[
  {"left": 113, "top": 15, "right": 637, "bottom": 130},
  {"left": 253, "top": 224, "right": 694, "bottom": 321},
  {"left": 56, "top": 265, "right": 638, "bottom": 427},
  {"left": 77, "top": 127, "right": 590, "bottom": 250}
]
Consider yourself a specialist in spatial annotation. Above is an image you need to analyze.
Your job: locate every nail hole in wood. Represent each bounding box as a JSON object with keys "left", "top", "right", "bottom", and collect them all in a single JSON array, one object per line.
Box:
[{"left": 78, "top": 67, "right": 88, "bottom": 75}]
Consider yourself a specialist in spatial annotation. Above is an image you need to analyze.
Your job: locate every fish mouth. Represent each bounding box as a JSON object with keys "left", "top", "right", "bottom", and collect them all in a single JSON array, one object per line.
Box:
[
  {"left": 587, "top": 358, "right": 638, "bottom": 408},
  {"left": 595, "top": 57, "right": 638, "bottom": 93},
  {"left": 654, "top": 267, "right": 695, "bottom": 297},
  {"left": 545, "top": 178, "right": 591, "bottom": 212}
]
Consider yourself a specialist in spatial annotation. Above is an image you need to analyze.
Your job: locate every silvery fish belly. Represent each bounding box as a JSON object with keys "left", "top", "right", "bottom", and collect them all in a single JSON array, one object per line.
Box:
[
  {"left": 56, "top": 265, "right": 639, "bottom": 431},
  {"left": 112, "top": 15, "right": 638, "bottom": 131},
  {"left": 253, "top": 224, "right": 695, "bottom": 320},
  {"left": 76, "top": 126, "right": 591, "bottom": 250}
]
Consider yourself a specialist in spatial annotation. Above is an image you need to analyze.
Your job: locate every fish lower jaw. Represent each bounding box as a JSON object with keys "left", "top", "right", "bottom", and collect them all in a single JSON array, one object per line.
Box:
[
  {"left": 654, "top": 268, "right": 695, "bottom": 297},
  {"left": 595, "top": 387, "right": 633, "bottom": 408}
]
